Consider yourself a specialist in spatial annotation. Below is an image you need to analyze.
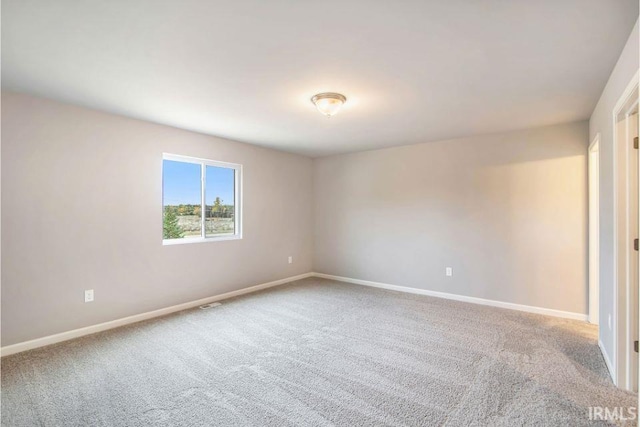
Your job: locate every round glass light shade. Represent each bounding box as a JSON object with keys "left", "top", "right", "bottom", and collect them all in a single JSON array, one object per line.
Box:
[{"left": 311, "top": 93, "right": 347, "bottom": 117}]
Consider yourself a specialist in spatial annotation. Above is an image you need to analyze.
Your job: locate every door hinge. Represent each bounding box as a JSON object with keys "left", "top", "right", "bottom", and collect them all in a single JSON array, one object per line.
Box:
[
  {"left": 634, "top": 137, "right": 639, "bottom": 149},
  {"left": 634, "top": 340, "right": 638, "bottom": 353},
  {"left": 634, "top": 239, "right": 639, "bottom": 251}
]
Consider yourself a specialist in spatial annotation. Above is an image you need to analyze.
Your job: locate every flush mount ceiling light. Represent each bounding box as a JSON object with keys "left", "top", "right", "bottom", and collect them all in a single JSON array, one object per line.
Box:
[{"left": 311, "top": 92, "right": 347, "bottom": 117}]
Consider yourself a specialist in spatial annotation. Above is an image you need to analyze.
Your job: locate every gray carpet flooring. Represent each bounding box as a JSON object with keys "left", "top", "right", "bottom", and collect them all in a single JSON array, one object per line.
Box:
[{"left": 1, "top": 278, "right": 636, "bottom": 426}]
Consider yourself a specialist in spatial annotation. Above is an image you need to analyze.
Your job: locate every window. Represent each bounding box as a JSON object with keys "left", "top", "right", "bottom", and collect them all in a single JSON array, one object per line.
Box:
[{"left": 162, "top": 154, "right": 241, "bottom": 244}]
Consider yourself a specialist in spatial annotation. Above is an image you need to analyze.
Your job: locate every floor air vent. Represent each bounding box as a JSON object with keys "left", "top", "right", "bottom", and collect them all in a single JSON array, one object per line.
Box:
[{"left": 199, "top": 302, "right": 222, "bottom": 309}]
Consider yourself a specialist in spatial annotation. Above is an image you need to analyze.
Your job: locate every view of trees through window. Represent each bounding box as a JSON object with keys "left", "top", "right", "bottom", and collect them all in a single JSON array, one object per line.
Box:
[{"left": 163, "top": 158, "right": 237, "bottom": 241}]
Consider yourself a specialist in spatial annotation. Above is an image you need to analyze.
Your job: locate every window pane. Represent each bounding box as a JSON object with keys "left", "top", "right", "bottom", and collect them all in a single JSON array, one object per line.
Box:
[
  {"left": 205, "top": 166, "right": 235, "bottom": 237},
  {"left": 163, "top": 160, "right": 202, "bottom": 240}
]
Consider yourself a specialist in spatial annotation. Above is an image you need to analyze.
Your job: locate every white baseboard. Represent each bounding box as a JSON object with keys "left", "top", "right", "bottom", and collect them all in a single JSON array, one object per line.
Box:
[
  {"left": 0, "top": 272, "right": 313, "bottom": 357},
  {"left": 598, "top": 340, "right": 616, "bottom": 383},
  {"left": 2, "top": 271, "right": 590, "bottom": 357},
  {"left": 312, "top": 272, "right": 589, "bottom": 322}
]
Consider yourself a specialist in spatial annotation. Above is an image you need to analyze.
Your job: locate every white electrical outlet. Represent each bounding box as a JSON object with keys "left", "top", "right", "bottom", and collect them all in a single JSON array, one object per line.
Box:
[
  {"left": 84, "top": 289, "right": 94, "bottom": 303},
  {"left": 446, "top": 267, "right": 453, "bottom": 277},
  {"left": 288, "top": 256, "right": 293, "bottom": 264},
  {"left": 608, "top": 314, "right": 612, "bottom": 330}
]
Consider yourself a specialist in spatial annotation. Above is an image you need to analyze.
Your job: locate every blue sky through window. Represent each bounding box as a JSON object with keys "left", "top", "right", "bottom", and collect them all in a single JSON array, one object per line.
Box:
[
  {"left": 206, "top": 165, "right": 234, "bottom": 206},
  {"left": 163, "top": 160, "right": 234, "bottom": 206}
]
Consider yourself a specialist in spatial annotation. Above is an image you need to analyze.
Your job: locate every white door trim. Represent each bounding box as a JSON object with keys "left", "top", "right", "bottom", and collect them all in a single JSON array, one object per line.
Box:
[
  {"left": 612, "top": 69, "right": 639, "bottom": 390},
  {"left": 589, "top": 134, "right": 600, "bottom": 325}
]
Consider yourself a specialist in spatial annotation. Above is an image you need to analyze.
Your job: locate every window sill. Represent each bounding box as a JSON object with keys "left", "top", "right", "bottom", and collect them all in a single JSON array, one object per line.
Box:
[{"left": 163, "top": 235, "right": 242, "bottom": 245}]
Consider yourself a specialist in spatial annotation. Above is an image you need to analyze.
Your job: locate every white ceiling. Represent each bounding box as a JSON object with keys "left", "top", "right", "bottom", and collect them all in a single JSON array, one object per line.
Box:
[{"left": 2, "top": 1, "right": 638, "bottom": 157}]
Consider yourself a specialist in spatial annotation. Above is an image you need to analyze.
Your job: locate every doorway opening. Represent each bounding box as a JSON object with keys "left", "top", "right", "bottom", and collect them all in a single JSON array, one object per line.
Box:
[{"left": 613, "top": 73, "right": 639, "bottom": 391}]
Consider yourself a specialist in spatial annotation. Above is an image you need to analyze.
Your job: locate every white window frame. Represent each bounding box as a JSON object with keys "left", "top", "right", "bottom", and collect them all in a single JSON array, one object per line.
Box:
[{"left": 162, "top": 153, "right": 242, "bottom": 245}]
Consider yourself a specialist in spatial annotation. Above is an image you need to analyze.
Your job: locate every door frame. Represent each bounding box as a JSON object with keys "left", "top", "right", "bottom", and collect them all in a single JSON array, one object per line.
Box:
[
  {"left": 612, "top": 70, "right": 639, "bottom": 390},
  {"left": 589, "top": 135, "right": 600, "bottom": 325}
]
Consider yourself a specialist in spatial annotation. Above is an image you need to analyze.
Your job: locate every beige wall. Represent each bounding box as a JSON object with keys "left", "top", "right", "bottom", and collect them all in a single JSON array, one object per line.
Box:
[
  {"left": 1, "top": 92, "right": 314, "bottom": 346},
  {"left": 0, "top": 94, "right": 601, "bottom": 346},
  {"left": 314, "top": 122, "right": 589, "bottom": 314},
  {"left": 589, "top": 19, "right": 639, "bottom": 371}
]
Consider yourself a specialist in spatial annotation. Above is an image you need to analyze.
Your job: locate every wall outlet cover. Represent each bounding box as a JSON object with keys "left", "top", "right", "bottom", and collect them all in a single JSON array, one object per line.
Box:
[{"left": 84, "top": 289, "right": 94, "bottom": 303}]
